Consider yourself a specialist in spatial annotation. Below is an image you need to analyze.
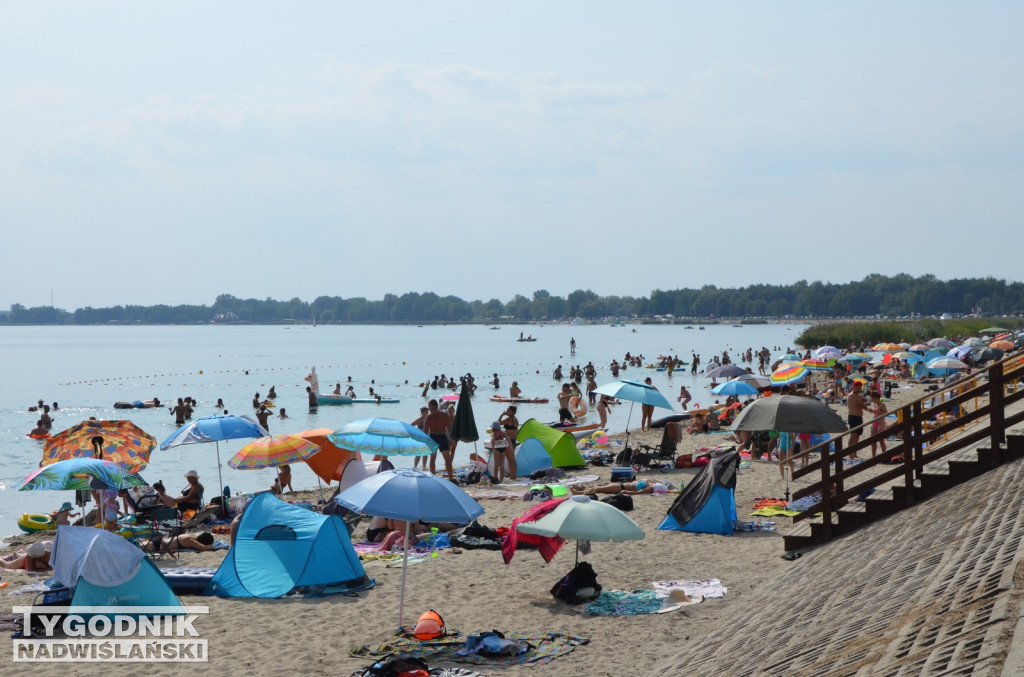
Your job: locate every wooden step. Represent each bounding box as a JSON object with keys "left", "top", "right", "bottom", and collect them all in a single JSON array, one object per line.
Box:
[{"left": 782, "top": 522, "right": 818, "bottom": 552}]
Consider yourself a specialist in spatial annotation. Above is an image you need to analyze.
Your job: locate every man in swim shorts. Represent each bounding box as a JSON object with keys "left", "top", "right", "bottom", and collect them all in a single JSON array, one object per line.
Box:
[
  {"left": 424, "top": 399, "right": 454, "bottom": 478},
  {"left": 307, "top": 386, "right": 317, "bottom": 414}
]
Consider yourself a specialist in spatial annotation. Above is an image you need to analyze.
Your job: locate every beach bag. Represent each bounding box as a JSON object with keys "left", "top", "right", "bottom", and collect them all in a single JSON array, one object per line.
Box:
[
  {"left": 614, "top": 447, "right": 633, "bottom": 466},
  {"left": 412, "top": 609, "right": 445, "bottom": 640},
  {"left": 601, "top": 494, "right": 634, "bottom": 511},
  {"left": 365, "top": 655, "right": 430, "bottom": 677},
  {"left": 464, "top": 630, "right": 532, "bottom": 656},
  {"left": 675, "top": 453, "right": 692, "bottom": 468},
  {"left": 550, "top": 561, "right": 601, "bottom": 604}
]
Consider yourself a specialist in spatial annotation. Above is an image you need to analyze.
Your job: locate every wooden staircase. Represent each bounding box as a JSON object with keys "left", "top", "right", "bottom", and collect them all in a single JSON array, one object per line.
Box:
[
  {"left": 784, "top": 434, "right": 1024, "bottom": 551},
  {"left": 782, "top": 355, "right": 1024, "bottom": 552}
]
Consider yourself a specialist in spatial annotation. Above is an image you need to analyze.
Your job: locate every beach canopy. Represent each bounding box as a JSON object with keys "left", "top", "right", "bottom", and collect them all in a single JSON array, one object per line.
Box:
[
  {"left": 299, "top": 428, "right": 364, "bottom": 486},
  {"left": 516, "top": 419, "right": 586, "bottom": 468},
  {"left": 514, "top": 437, "right": 554, "bottom": 476},
  {"left": 207, "top": 493, "right": 371, "bottom": 599},
  {"left": 659, "top": 451, "right": 739, "bottom": 536},
  {"left": 52, "top": 526, "right": 182, "bottom": 610}
]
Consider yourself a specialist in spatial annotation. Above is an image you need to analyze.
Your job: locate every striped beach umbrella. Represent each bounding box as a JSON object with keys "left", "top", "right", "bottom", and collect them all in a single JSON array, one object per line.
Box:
[
  {"left": 770, "top": 364, "right": 809, "bottom": 386},
  {"left": 228, "top": 434, "right": 321, "bottom": 470},
  {"left": 872, "top": 343, "right": 904, "bottom": 353},
  {"left": 815, "top": 346, "right": 842, "bottom": 359},
  {"left": 798, "top": 359, "right": 833, "bottom": 372},
  {"left": 908, "top": 344, "right": 931, "bottom": 353},
  {"left": 927, "top": 357, "right": 968, "bottom": 374},
  {"left": 43, "top": 419, "right": 156, "bottom": 474}
]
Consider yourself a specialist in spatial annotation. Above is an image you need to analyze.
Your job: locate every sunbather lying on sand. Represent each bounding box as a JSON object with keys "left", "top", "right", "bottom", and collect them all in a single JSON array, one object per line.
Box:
[
  {"left": 140, "top": 531, "right": 215, "bottom": 554},
  {"left": 570, "top": 480, "right": 667, "bottom": 496}
]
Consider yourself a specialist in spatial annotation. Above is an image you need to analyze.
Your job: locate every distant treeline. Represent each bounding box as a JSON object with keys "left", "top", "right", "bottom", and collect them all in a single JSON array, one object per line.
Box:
[
  {"left": 796, "top": 318, "right": 1023, "bottom": 349},
  {"left": 4, "top": 274, "right": 1024, "bottom": 325}
]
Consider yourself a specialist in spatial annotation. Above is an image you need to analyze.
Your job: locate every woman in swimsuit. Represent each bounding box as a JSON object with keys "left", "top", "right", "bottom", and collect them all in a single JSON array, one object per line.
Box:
[
  {"left": 1, "top": 541, "right": 52, "bottom": 571},
  {"left": 141, "top": 532, "right": 215, "bottom": 554},
  {"left": 569, "top": 480, "right": 665, "bottom": 496},
  {"left": 498, "top": 405, "right": 519, "bottom": 443}
]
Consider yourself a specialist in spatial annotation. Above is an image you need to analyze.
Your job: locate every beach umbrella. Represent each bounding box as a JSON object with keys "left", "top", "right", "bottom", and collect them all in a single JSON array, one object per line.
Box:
[
  {"left": 450, "top": 383, "right": 479, "bottom": 444},
  {"left": 990, "top": 340, "right": 1015, "bottom": 351},
  {"left": 815, "top": 346, "right": 842, "bottom": 359},
  {"left": 872, "top": 343, "right": 904, "bottom": 353},
  {"left": 516, "top": 495, "right": 645, "bottom": 565},
  {"left": 927, "top": 357, "right": 968, "bottom": 375},
  {"left": 973, "top": 347, "right": 1004, "bottom": 364},
  {"left": 42, "top": 419, "right": 156, "bottom": 474},
  {"left": 328, "top": 417, "right": 438, "bottom": 456},
  {"left": 227, "top": 434, "right": 320, "bottom": 470},
  {"left": 160, "top": 414, "right": 268, "bottom": 515},
  {"left": 961, "top": 337, "right": 987, "bottom": 348},
  {"left": 981, "top": 327, "right": 1009, "bottom": 335},
  {"left": 592, "top": 379, "right": 674, "bottom": 439},
  {"left": 19, "top": 457, "right": 147, "bottom": 492},
  {"left": 776, "top": 353, "right": 801, "bottom": 363},
  {"left": 733, "top": 373, "right": 772, "bottom": 389},
  {"left": 838, "top": 353, "right": 871, "bottom": 365},
  {"left": 927, "top": 338, "right": 955, "bottom": 349},
  {"left": 946, "top": 345, "right": 973, "bottom": 360},
  {"left": 770, "top": 364, "right": 809, "bottom": 387},
  {"left": 731, "top": 395, "right": 847, "bottom": 434},
  {"left": 711, "top": 380, "right": 760, "bottom": 397},
  {"left": 798, "top": 359, "right": 833, "bottom": 372},
  {"left": 704, "top": 364, "right": 748, "bottom": 380},
  {"left": 335, "top": 468, "right": 484, "bottom": 629},
  {"left": 922, "top": 348, "right": 946, "bottom": 362},
  {"left": 908, "top": 344, "right": 931, "bottom": 353}
]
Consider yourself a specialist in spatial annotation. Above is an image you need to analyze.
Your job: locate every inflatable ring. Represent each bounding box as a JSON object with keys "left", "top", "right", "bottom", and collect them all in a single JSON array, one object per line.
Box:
[
  {"left": 18, "top": 513, "right": 55, "bottom": 534},
  {"left": 28, "top": 432, "right": 49, "bottom": 439},
  {"left": 592, "top": 430, "right": 605, "bottom": 441},
  {"left": 117, "top": 524, "right": 154, "bottom": 540},
  {"left": 569, "top": 397, "right": 588, "bottom": 417}
]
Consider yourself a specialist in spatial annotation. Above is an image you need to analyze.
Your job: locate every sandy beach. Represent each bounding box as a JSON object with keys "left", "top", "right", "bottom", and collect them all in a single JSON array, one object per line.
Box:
[{"left": 0, "top": 382, "right": 920, "bottom": 676}]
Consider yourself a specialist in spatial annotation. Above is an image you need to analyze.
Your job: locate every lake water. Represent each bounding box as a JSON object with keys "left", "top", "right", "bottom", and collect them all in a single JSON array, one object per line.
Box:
[{"left": 0, "top": 322, "right": 807, "bottom": 539}]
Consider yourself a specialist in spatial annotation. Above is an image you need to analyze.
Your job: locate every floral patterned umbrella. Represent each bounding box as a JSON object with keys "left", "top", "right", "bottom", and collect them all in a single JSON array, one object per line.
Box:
[
  {"left": 20, "top": 457, "right": 148, "bottom": 491},
  {"left": 43, "top": 419, "right": 156, "bottom": 474}
]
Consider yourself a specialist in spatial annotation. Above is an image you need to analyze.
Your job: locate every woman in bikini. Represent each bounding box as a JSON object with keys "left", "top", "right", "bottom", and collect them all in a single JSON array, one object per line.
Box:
[
  {"left": 1, "top": 541, "right": 52, "bottom": 570},
  {"left": 570, "top": 480, "right": 666, "bottom": 496}
]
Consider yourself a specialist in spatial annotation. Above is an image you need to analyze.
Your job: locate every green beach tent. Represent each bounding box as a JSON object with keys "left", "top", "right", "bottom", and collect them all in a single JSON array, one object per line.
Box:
[{"left": 516, "top": 419, "right": 586, "bottom": 469}]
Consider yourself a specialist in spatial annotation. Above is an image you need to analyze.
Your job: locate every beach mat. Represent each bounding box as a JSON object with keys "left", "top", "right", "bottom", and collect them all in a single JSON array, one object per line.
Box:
[
  {"left": 351, "top": 630, "right": 589, "bottom": 666},
  {"left": 571, "top": 589, "right": 702, "bottom": 616}
]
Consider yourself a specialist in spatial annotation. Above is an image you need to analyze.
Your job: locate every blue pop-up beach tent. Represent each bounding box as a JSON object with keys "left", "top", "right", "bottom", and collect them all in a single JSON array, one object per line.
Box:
[
  {"left": 52, "top": 526, "right": 183, "bottom": 610},
  {"left": 206, "top": 493, "right": 372, "bottom": 598},
  {"left": 514, "top": 438, "right": 554, "bottom": 476},
  {"left": 659, "top": 451, "right": 739, "bottom": 536}
]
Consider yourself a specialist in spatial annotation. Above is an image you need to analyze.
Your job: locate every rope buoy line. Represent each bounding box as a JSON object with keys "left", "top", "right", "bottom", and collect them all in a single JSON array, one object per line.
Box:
[{"left": 57, "top": 361, "right": 622, "bottom": 386}]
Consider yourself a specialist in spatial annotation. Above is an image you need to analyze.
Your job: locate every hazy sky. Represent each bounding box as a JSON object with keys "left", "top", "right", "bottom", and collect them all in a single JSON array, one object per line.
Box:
[{"left": 3, "top": 2, "right": 1022, "bottom": 310}]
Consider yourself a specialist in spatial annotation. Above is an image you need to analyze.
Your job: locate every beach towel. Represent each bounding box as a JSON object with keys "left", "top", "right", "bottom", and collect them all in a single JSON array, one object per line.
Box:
[
  {"left": 750, "top": 506, "right": 800, "bottom": 518},
  {"left": 572, "top": 589, "right": 702, "bottom": 615},
  {"left": 350, "top": 630, "right": 588, "bottom": 666},
  {"left": 502, "top": 498, "right": 566, "bottom": 565},
  {"left": 652, "top": 578, "right": 727, "bottom": 599}
]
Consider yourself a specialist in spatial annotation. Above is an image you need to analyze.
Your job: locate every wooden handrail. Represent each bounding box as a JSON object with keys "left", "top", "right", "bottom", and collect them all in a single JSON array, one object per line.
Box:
[{"left": 782, "top": 352, "right": 1024, "bottom": 532}]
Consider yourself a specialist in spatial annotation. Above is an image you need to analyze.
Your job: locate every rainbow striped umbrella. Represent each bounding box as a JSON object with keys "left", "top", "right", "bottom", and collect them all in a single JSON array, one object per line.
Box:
[
  {"left": 228, "top": 434, "right": 321, "bottom": 470},
  {"left": 927, "top": 357, "right": 968, "bottom": 374},
  {"left": 770, "top": 364, "right": 809, "bottom": 386},
  {"left": 798, "top": 359, "right": 833, "bottom": 372},
  {"left": 43, "top": 419, "right": 156, "bottom": 474}
]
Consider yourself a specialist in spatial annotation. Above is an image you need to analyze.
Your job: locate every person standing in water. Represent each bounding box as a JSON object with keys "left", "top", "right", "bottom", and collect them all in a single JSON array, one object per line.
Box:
[{"left": 570, "top": 337, "right": 576, "bottom": 355}]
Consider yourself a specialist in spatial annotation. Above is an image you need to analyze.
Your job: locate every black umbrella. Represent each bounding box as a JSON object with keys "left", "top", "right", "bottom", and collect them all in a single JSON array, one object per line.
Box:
[
  {"left": 731, "top": 395, "right": 847, "bottom": 434},
  {"left": 450, "top": 383, "right": 479, "bottom": 444},
  {"left": 973, "top": 347, "right": 1004, "bottom": 364}
]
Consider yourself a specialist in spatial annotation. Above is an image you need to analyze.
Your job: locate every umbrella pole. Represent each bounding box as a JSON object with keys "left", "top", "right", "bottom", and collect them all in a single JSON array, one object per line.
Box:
[
  {"left": 398, "top": 521, "right": 411, "bottom": 631},
  {"left": 623, "top": 402, "right": 636, "bottom": 447},
  {"left": 215, "top": 441, "right": 227, "bottom": 518}
]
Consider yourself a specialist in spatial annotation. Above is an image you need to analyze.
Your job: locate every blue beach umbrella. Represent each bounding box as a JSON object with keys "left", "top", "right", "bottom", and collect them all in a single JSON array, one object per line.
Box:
[
  {"left": 336, "top": 468, "right": 484, "bottom": 629},
  {"left": 328, "top": 417, "right": 439, "bottom": 456},
  {"left": 592, "top": 379, "right": 674, "bottom": 440},
  {"left": 711, "top": 380, "right": 761, "bottom": 397},
  {"left": 160, "top": 414, "right": 268, "bottom": 514}
]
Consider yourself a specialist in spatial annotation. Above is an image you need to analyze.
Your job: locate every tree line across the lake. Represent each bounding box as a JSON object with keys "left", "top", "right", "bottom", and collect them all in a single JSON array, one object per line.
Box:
[{"left": 3, "top": 274, "right": 1024, "bottom": 325}]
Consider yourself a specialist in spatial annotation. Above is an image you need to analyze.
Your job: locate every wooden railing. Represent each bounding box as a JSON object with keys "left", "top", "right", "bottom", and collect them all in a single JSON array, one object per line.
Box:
[{"left": 789, "top": 353, "right": 1024, "bottom": 540}]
